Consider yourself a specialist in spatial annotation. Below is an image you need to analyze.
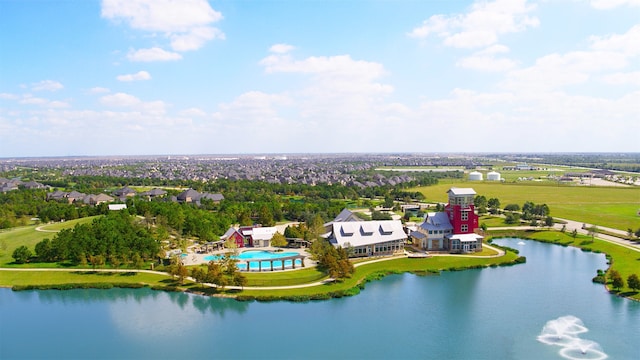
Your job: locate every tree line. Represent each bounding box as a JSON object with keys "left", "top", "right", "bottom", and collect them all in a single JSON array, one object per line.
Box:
[{"left": 14, "top": 211, "right": 160, "bottom": 267}]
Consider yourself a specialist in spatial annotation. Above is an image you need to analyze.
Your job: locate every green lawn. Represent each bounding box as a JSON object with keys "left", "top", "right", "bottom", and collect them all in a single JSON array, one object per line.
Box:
[
  {"left": 411, "top": 182, "right": 640, "bottom": 231},
  {"left": 479, "top": 215, "right": 517, "bottom": 227}
]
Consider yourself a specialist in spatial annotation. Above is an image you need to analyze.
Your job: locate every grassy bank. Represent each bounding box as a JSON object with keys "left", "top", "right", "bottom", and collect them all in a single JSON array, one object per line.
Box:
[
  {"left": 0, "top": 270, "right": 172, "bottom": 288},
  {"left": 230, "top": 251, "right": 521, "bottom": 301},
  {"left": 488, "top": 229, "right": 640, "bottom": 301}
]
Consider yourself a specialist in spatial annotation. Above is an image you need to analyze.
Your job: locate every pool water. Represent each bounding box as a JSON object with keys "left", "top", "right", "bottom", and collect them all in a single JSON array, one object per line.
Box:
[{"left": 204, "top": 250, "right": 303, "bottom": 270}]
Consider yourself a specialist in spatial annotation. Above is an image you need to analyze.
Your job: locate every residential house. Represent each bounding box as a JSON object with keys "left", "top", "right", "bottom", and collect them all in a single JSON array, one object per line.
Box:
[
  {"left": 176, "top": 188, "right": 224, "bottom": 205},
  {"left": 66, "top": 191, "right": 87, "bottom": 204},
  {"left": 83, "top": 193, "right": 114, "bottom": 206},
  {"left": 113, "top": 186, "right": 136, "bottom": 199},
  {"left": 23, "top": 181, "right": 46, "bottom": 189},
  {"left": 140, "top": 188, "right": 167, "bottom": 199}
]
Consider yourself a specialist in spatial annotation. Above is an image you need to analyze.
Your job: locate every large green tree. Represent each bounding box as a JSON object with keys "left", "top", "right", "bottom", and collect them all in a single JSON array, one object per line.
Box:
[
  {"left": 627, "top": 274, "right": 640, "bottom": 292},
  {"left": 12, "top": 245, "right": 32, "bottom": 264}
]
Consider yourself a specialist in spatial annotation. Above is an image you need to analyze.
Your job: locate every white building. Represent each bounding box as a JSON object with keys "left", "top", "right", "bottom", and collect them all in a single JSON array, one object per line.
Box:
[
  {"left": 487, "top": 171, "right": 501, "bottom": 181},
  {"left": 469, "top": 171, "right": 483, "bottom": 181},
  {"left": 327, "top": 220, "right": 406, "bottom": 257},
  {"left": 248, "top": 227, "right": 278, "bottom": 247}
]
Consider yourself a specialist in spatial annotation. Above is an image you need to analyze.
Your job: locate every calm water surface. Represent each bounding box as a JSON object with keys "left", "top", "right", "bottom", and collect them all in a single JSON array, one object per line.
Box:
[{"left": 1, "top": 238, "right": 638, "bottom": 359}]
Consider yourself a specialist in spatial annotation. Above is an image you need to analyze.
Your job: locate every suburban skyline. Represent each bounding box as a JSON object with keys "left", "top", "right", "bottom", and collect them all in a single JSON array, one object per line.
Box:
[{"left": 1, "top": 0, "right": 639, "bottom": 157}]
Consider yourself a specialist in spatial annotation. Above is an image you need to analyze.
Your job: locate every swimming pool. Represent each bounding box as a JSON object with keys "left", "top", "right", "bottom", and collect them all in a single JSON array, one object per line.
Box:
[{"left": 204, "top": 250, "right": 304, "bottom": 271}]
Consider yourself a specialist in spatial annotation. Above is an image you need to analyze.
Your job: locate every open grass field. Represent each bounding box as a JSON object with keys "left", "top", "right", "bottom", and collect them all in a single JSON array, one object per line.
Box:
[
  {"left": 489, "top": 229, "right": 640, "bottom": 301},
  {"left": 0, "top": 216, "right": 100, "bottom": 266},
  {"left": 410, "top": 182, "right": 640, "bottom": 231}
]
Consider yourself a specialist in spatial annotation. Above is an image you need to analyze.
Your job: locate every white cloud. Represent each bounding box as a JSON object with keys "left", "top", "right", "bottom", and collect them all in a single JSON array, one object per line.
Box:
[
  {"left": 170, "top": 26, "right": 224, "bottom": 52},
  {"left": 269, "top": 44, "right": 295, "bottom": 54},
  {"left": 457, "top": 44, "right": 517, "bottom": 71},
  {"left": 500, "top": 25, "right": 639, "bottom": 94},
  {"left": 100, "top": 92, "right": 167, "bottom": 115},
  {"left": 101, "top": 0, "right": 222, "bottom": 32},
  {"left": 89, "top": 87, "right": 111, "bottom": 94},
  {"left": 502, "top": 50, "right": 628, "bottom": 92},
  {"left": 31, "top": 80, "right": 64, "bottom": 92},
  {"left": 254, "top": 47, "right": 405, "bottom": 146},
  {"left": 260, "top": 52, "right": 387, "bottom": 82},
  {"left": 100, "top": 92, "right": 142, "bottom": 107},
  {"left": 416, "top": 88, "right": 639, "bottom": 152},
  {"left": 408, "top": 0, "right": 539, "bottom": 48},
  {"left": 179, "top": 107, "right": 207, "bottom": 117},
  {"left": 127, "top": 47, "right": 182, "bottom": 62},
  {"left": 116, "top": 70, "right": 152, "bottom": 82},
  {"left": 602, "top": 71, "right": 640, "bottom": 85},
  {"left": 589, "top": 24, "right": 640, "bottom": 57},
  {"left": 590, "top": 0, "right": 640, "bottom": 10},
  {"left": 18, "top": 94, "right": 70, "bottom": 108},
  {"left": 212, "top": 91, "right": 291, "bottom": 126},
  {"left": 0, "top": 93, "right": 19, "bottom": 100},
  {"left": 102, "top": 0, "right": 224, "bottom": 54}
]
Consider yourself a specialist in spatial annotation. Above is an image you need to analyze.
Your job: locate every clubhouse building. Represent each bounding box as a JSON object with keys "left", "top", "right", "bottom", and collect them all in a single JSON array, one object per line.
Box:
[{"left": 324, "top": 209, "right": 407, "bottom": 257}]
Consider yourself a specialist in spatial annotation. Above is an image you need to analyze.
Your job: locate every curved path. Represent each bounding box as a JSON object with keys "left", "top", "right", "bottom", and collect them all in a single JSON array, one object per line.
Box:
[{"left": 34, "top": 225, "right": 58, "bottom": 233}]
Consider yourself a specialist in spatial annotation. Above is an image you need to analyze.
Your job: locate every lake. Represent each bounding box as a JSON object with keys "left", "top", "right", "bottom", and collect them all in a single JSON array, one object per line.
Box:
[{"left": 1, "top": 238, "right": 639, "bottom": 359}]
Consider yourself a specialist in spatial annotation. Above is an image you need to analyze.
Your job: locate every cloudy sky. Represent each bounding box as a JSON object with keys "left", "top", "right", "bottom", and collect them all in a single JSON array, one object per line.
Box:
[{"left": 1, "top": 0, "right": 638, "bottom": 157}]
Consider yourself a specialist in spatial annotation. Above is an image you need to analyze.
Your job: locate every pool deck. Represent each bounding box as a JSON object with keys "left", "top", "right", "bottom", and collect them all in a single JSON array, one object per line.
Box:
[{"left": 180, "top": 246, "right": 316, "bottom": 270}]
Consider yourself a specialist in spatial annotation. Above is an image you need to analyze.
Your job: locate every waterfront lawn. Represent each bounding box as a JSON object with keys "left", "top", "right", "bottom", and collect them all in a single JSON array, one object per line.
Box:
[
  {"left": 242, "top": 268, "right": 327, "bottom": 287},
  {"left": 235, "top": 251, "right": 519, "bottom": 299},
  {"left": 489, "top": 229, "right": 640, "bottom": 301},
  {"left": 0, "top": 270, "right": 171, "bottom": 288}
]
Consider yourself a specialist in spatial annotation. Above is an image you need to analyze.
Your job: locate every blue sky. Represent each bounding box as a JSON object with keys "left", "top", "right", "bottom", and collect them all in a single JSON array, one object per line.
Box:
[{"left": 1, "top": 0, "right": 638, "bottom": 157}]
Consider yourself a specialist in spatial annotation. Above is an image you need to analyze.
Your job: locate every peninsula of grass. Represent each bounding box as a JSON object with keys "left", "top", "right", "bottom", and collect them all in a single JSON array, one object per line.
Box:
[{"left": 488, "top": 229, "right": 640, "bottom": 301}]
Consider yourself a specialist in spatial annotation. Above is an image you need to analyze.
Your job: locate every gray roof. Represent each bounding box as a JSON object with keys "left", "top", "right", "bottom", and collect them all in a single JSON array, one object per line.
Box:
[
  {"left": 177, "top": 188, "right": 201, "bottom": 202},
  {"left": 220, "top": 227, "right": 242, "bottom": 240},
  {"left": 113, "top": 186, "right": 136, "bottom": 196},
  {"left": 201, "top": 193, "right": 224, "bottom": 201},
  {"left": 448, "top": 187, "right": 476, "bottom": 196},
  {"left": 418, "top": 212, "right": 453, "bottom": 231},
  {"left": 332, "top": 208, "right": 361, "bottom": 222},
  {"left": 142, "top": 188, "right": 167, "bottom": 196}
]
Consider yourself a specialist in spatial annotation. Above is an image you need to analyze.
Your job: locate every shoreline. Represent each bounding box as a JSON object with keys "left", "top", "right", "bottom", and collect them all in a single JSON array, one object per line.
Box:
[{"left": 2, "top": 231, "right": 638, "bottom": 302}]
